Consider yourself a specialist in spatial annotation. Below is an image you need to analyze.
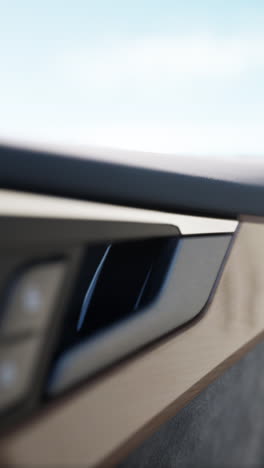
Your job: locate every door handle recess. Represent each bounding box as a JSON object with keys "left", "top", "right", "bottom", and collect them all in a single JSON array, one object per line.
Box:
[{"left": 49, "top": 234, "right": 232, "bottom": 395}]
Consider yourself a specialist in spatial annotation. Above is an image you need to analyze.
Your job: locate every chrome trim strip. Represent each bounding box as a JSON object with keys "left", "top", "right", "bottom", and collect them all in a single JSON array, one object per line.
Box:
[
  {"left": 0, "top": 190, "right": 238, "bottom": 235},
  {"left": 77, "top": 245, "right": 111, "bottom": 331}
]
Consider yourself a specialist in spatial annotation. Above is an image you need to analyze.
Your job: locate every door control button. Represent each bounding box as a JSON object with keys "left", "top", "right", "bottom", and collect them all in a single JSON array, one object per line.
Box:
[
  {"left": 0, "top": 339, "right": 39, "bottom": 411},
  {"left": 1, "top": 262, "right": 65, "bottom": 337}
]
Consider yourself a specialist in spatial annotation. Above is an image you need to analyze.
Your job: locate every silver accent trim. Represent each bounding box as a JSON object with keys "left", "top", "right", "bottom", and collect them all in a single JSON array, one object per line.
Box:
[
  {"left": 77, "top": 245, "right": 111, "bottom": 331},
  {"left": 0, "top": 190, "right": 238, "bottom": 235}
]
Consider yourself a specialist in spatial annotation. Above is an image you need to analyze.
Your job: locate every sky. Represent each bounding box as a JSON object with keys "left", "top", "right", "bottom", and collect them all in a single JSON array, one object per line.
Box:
[{"left": 0, "top": 1, "right": 264, "bottom": 157}]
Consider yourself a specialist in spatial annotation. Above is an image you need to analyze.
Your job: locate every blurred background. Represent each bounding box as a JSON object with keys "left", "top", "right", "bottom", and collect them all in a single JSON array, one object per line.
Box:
[{"left": 0, "top": 0, "right": 263, "bottom": 158}]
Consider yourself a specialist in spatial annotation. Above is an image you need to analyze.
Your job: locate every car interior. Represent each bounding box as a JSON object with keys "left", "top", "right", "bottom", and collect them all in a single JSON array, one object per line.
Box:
[{"left": 1, "top": 3, "right": 264, "bottom": 467}]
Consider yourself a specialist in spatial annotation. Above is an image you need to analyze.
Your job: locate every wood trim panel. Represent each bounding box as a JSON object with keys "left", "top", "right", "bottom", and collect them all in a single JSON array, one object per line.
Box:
[{"left": 1, "top": 219, "right": 264, "bottom": 467}]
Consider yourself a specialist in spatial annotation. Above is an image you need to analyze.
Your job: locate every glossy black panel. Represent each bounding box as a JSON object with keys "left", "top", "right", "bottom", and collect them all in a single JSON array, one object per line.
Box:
[{"left": 0, "top": 144, "right": 264, "bottom": 218}]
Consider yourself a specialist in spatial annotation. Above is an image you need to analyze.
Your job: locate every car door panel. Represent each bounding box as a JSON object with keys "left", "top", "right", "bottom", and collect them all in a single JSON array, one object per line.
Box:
[{"left": 0, "top": 143, "right": 263, "bottom": 467}]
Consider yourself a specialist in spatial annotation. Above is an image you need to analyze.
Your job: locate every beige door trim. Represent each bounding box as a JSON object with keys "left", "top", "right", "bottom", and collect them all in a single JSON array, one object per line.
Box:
[{"left": 1, "top": 219, "right": 264, "bottom": 467}]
